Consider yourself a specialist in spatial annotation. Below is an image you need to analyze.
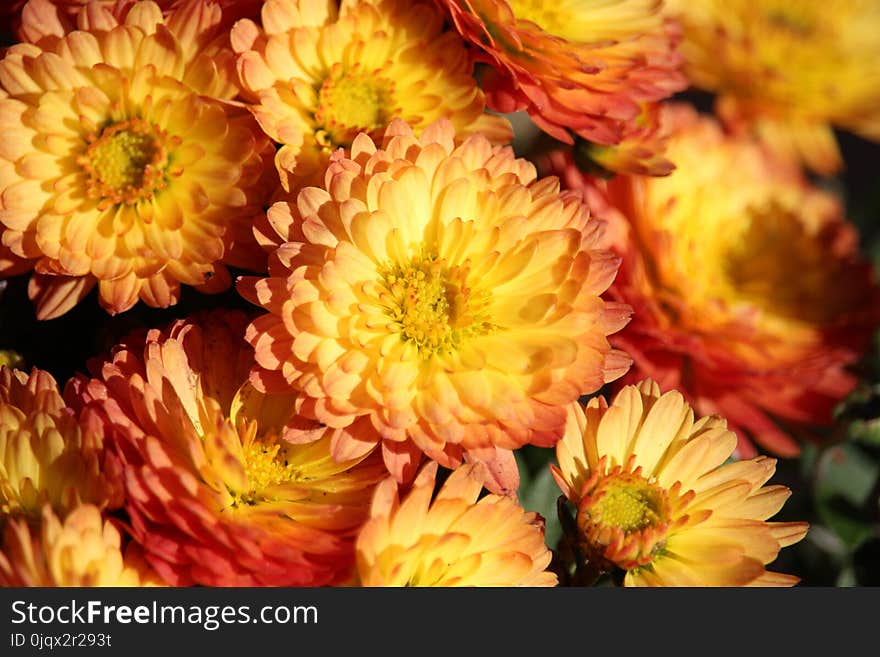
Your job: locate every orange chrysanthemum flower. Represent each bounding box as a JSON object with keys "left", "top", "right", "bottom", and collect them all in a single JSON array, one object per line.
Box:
[
  {"left": 1, "top": 366, "right": 122, "bottom": 519},
  {"left": 552, "top": 379, "right": 808, "bottom": 587},
  {"left": 238, "top": 119, "right": 631, "bottom": 494},
  {"left": 436, "top": 0, "right": 686, "bottom": 175},
  {"left": 231, "top": 0, "right": 511, "bottom": 191},
  {"left": 0, "top": 0, "right": 274, "bottom": 319},
  {"left": 665, "top": 0, "right": 880, "bottom": 175},
  {"left": 0, "top": 503, "right": 164, "bottom": 586},
  {"left": 356, "top": 461, "right": 557, "bottom": 586},
  {"left": 69, "top": 310, "right": 387, "bottom": 586},
  {"left": 547, "top": 105, "right": 880, "bottom": 458}
]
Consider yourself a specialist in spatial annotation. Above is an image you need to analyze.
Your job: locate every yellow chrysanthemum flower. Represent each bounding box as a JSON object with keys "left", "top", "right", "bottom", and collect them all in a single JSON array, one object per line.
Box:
[
  {"left": 1, "top": 366, "right": 122, "bottom": 520},
  {"left": 551, "top": 379, "right": 808, "bottom": 587},
  {"left": 355, "top": 462, "right": 557, "bottom": 586},
  {"left": 231, "top": 0, "right": 511, "bottom": 190},
  {"left": 239, "top": 119, "right": 631, "bottom": 493},
  {"left": 665, "top": 0, "right": 880, "bottom": 175},
  {"left": 0, "top": 0, "right": 274, "bottom": 318},
  {"left": 0, "top": 504, "right": 164, "bottom": 586}
]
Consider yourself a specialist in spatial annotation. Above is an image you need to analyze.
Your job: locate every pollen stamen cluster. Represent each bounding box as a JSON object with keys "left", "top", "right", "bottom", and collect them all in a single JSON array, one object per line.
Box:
[
  {"left": 576, "top": 456, "right": 692, "bottom": 571},
  {"left": 230, "top": 439, "right": 298, "bottom": 507},
  {"left": 79, "top": 118, "right": 177, "bottom": 210},
  {"left": 765, "top": 8, "right": 816, "bottom": 38},
  {"left": 507, "top": 0, "right": 566, "bottom": 35},
  {"left": 723, "top": 205, "right": 837, "bottom": 323},
  {"left": 380, "top": 255, "right": 494, "bottom": 357},
  {"left": 315, "top": 64, "right": 395, "bottom": 148}
]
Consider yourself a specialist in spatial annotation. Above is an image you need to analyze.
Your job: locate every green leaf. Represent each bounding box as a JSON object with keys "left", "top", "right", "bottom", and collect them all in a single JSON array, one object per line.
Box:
[
  {"left": 848, "top": 418, "right": 880, "bottom": 446},
  {"left": 815, "top": 444, "right": 879, "bottom": 508},
  {"left": 813, "top": 444, "right": 879, "bottom": 549},
  {"left": 815, "top": 501, "right": 874, "bottom": 550},
  {"left": 518, "top": 465, "right": 563, "bottom": 551},
  {"left": 835, "top": 565, "right": 857, "bottom": 588},
  {"left": 514, "top": 450, "right": 532, "bottom": 494}
]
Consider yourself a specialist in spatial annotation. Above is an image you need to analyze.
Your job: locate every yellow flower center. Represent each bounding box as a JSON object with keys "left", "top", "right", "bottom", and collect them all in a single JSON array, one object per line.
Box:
[
  {"left": 723, "top": 204, "right": 846, "bottom": 325},
  {"left": 228, "top": 436, "right": 299, "bottom": 508},
  {"left": 244, "top": 442, "right": 297, "bottom": 492},
  {"left": 576, "top": 462, "right": 679, "bottom": 571},
  {"left": 764, "top": 7, "right": 816, "bottom": 38},
  {"left": 79, "top": 118, "right": 174, "bottom": 210},
  {"left": 380, "top": 255, "right": 494, "bottom": 357},
  {"left": 581, "top": 471, "right": 668, "bottom": 533},
  {"left": 508, "top": 0, "right": 569, "bottom": 35},
  {"left": 315, "top": 65, "right": 394, "bottom": 148}
]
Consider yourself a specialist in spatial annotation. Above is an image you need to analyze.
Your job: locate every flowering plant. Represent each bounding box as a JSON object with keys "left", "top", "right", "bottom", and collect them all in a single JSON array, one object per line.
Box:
[{"left": 1, "top": 0, "right": 879, "bottom": 588}]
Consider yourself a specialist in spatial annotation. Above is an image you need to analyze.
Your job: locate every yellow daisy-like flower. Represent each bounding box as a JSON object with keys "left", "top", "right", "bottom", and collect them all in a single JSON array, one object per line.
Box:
[
  {"left": 1, "top": 366, "right": 122, "bottom": 520},
  {"left": 551, "top": 379, "right": 808, "bottom": 586},
  {"left": 0, "top": 0, "right": 274, "bottom": 319},
  {"left": 231, "top": 0, "right": 511, "bottom": 190},
  {"left": 238, "top": 119, "right": 631, "bottom": 493},
  {"left": 355, "top": 461, "right": 557, "bottom": 586},
  {"left": 665, "top": 0, "right": 880, "bottom": 175},
  {"left": 0, "top": 503, "right": 164, "bottom": 586}
]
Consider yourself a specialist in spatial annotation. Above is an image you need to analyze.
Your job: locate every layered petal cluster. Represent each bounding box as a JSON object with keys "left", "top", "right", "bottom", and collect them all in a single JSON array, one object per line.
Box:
[
  {"left": 436, "top": 0, "right": 686, "bottom": 175},
  {"left": 18, "top": 0, "right": 263, "bottom": 56},
  {"left": 70, "top": 310, "right": 387, "bottom": 586},
  {"left": 664, "top": 0, "right": 880, "bottom": 175},
  {"left": 552, "top": 380, "right": 808, "bottom": 586},
  {"left": 232, "top": 0, "right": 511, "bottom": 191},
  {"left": 0, "top": 503, "right": 164, "bottom": 586},
  {"left": 0, "top": 0, "right": 275, "bottom": 319},
  {"left": 239, "top": 119, "right": 632, "bottom": 494},
  {"left": 572, "top": 101, "right": 676, "bottom": 177},
  {"left": 356, "top": 462, "right": 557, "bottom": 586},
  {"left": 1, "top": 365, "right": 122, "bottom": 519},
  {"left": 548, "top": 105, "right": 880, "bottom": 457}
]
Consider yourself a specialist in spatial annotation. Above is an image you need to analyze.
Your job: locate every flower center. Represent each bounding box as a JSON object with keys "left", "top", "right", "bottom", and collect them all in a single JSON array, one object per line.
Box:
[
  {"left": 227, "top": 435, "right": 299, "bottom": 508},
  {"left": 244, "top": 442, "right": 296, "bottom": 493},
  {"left": 79, "top": 118, "right": 172, "bottom": 209},
  {"left": 508, "top": 0, "right": 568, "bottom": 34},
  {"left": 576, "top": 460, "right": 679, "bottom": 571},
  {"left": 583, "top": 472, "right": 667, "bottom": 533},
  {"left": 315, "top": 66, "right": 394, "bottom": 148},
  {"left": 723, "top": 204, "right": 846, "bottom": 324},
  {"left": 765, "top": 8, "right": 815, "bottom": 38},
  {"left": 380, "top": 255, "right": 494, "bottom": 357}
]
